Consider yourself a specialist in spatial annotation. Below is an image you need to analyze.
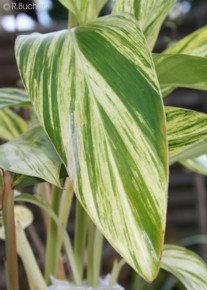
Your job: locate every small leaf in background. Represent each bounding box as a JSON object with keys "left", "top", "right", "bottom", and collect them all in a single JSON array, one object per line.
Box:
[
  {"left": 166, "top": 107, "right": 207, "bottom": 164},
  {"left": 154, "top": 53, "right": 207, "bottom": 96},
  {"left": 161, "top": 245, "right": 207, "bottom": 290},
  {"left": 0, "top": 88, "right": 30, "bottom": 109},
  {"left": 15, "top": 14, "right": 168, "bottom": 281},
  {"left": 0, "top": 108, "right": 27, "bottom": 141},
  {"left": 164, "top": 25, "right": 207, "bottom": 57},
  {"left": 0, "top": 125, "right": 63, "bottom": 187},
  {"left": 181, "top": 154, "right": 207, "bottom": 176},
  {"left": 112, "top": 0, "right": 175, "bottom": 49}
]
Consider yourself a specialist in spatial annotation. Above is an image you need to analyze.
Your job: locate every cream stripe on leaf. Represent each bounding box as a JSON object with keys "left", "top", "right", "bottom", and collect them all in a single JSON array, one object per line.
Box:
[
  {"left": 166, "top": 107, "right": 207, "bottom": 164},
  {"left": 164, "top": 25, "right": 207, "bottom": 57},
  {"left": 112, "top": 0, "right": 175, "bottom": 49},
  {"left": 15, "top": 14, "right": 168, "bottom": 281},
  {"left": 0, "top": 124, "right": 62, "bottom": 187},
  {"left": 154, "top": 53, "right": 207, "bottom": 97},
  {"left": 0, "top": 88, "right": 30, "bottom": 109},
  {"left": 0, "top": 108, "right": 27, "bottom": 141},
  {"left": 161, "top": 245, "right": 207, "bottom": 290}
]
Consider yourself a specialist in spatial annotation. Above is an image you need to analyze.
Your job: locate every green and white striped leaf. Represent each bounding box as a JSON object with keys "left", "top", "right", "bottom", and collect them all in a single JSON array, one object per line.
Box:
[
  {"left": 0, "top": 124, "right": 62, "bottom": 187},
  {"left": 161, "top": 245, "right": 207, "bottom": 290},
  {"left": 59, "top": 0, "right": 97, "bottom": 24},
  {"left": 15, "top": 14, "right": 168, "bottom": 281},
  {"left": 112, "top": 0, "right": 175, "bottom": 49},
  {"left": 0, "top": 108, "right": 27, "bottom": 141},
  {"left": 164, "top": 25, "right": 207, "bottom": 57},
  {"left": 154, "top": 53, "right": 207, "bottom": 96},
  {"left": 181, "top": 154, "right": 207, "bottom": 176},
  {"left": 166, "top": 107, "right": 207, "bottom": 164},
  {"left": 0, "top": 88, "right": 30, "bottom": 109}
]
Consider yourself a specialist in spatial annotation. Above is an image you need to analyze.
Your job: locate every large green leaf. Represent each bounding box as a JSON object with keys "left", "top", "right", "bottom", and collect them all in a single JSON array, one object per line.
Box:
[
  {"left": 0, "top": 125, "right": 62, "bottom": 187},
  {"left": 59, "top": 0, "right": 97, "bottom": 24},
  {"left": 164, "top": 25, "right": 207, "bottom": 57},
  {"left": 0, "top": 88, "right": 30, "bottom": 109},
  {"left": 112, "top": 0, "right": 175, "bottom": 49},
  {"left": 15, "top": 14, "right": 168, "bottom": 281},
  {"left": 166, "top": 107, "right": 207, "bottom": 164},
  {"left": 0, "top": 108, "right": 27, "bottom": 141},
  {"left": 154, "top": 53, "right": 207, "bottom": 96},
  {"left": 161, "top": 245, "right": 207, "bottom": 290}
]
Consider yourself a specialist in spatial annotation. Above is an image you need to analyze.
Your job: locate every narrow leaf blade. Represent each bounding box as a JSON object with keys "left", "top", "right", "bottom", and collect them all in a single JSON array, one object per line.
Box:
[
  {"left": 15, "top": 14, "right": 168, "bottom": 281},
  {"left": 162, "top": 245, "right": 207, "bottom": 290}
]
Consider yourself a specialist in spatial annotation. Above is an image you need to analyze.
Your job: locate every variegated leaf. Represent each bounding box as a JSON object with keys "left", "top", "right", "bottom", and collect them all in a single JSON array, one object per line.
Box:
[
  {"left": 15, "top": 14, "right": 168, "bottom": 281},
  {"left": 0, "top": 88, "right": 30, "bottom": 109},
  {"left": 166, "top": 107, "right": 207, "bottom": 164},
  {"left": 164, "top": 25, "right": 207, "bottom": 57},
  {"left": 154, "top": 53, "right": 207, "bottom": 96},
  {"left": 112, "top": 0, "right": 175, "bottom": 49},
  {"left": 161, "top": 245, "right": 207, "bottom": 290},
  {"left": 181, "top": 154, "right": 207, "bottom": 176},
  {"left": 0, "top": 108, "right": 27, "bottom": 141},
  {"left": 0, "top": 125, "right": 62, "bottom": 187},
  {"left": 59, "top": 0, "right": 97, "bottom": 24}
]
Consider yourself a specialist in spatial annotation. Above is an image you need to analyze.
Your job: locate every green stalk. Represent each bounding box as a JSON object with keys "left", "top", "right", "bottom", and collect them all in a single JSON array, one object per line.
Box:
[
  {"left": 87, "top": 219, "right": 95, "bottom": 286},
  {"left": 45, "top": 186, "right": 61, "bottom": 284},
  {"left": 56, "top": 178, "right": 74, "bottom": 266},
  {"left": 93, "top": 229, "right": 104, "bottom": 286},
  {"left": 74, "top": 200, "right": 88, "bottom": 280},
  {"left": 64, "top": 232, "right": 82, "bottom": 285},
  {"left": 16, "top": 223, "right": 46, "bottom": 290},
  {"left": 68, "top": 11, "right": 78, "bottom": 29},
  {"left": 109, "top": 259, "right": 125, "bottom": 287},
  {"left": 2, "top": 171, "right": 19, "bottom": 290}
]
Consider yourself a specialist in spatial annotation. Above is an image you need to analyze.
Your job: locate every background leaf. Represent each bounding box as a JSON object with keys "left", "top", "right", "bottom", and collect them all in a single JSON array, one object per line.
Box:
[
  {"left": 112, "top": 0, "right": 175, "bottom": 49},
  {"left": 181, "top": 154, "right": 207, "bottom": 176},
  {"left": 0, "top": 125, "right": 62, "bottom": 187},
  {"left": 154, "top": 53, "right": 207, "bottom": 96},
  {"left": 0, "top": 108, "right": 27, "bottom": 141},
  {"left": 161, "top": 245, "right": 207, "bottom": 290},
  {"left": 0, "top": 88, "right": 30, "bottom": 109},
  {"left": 166, "top": 107, "right": 207, "bottom": 164},
  {"left": 164, "top": 25, "right": 207, "bottom": 57},
  {"left": 15, "top": 14, "right": 168, "bottom": 281}
]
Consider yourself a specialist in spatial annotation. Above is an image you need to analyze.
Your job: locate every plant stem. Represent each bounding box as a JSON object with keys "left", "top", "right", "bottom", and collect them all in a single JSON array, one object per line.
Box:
[
  {"left": 109, "top": 259, "right": 125, "bottom": 287},
  {"left": 2, "top": 171, "right": 19, "bottom": 290},
  {"left": 64, "top": 231, "right": 82, "bottom": 285},
  {"left": 45, "top": 185, "right": 61, "bottom": 284},
  {"left": 87, "top": 219, "right": 95, "bottom": 285},
  {"left": 56, "top": 178, "right": 74, "bottom": 274},
  {"left": 16, "top": 223, "right": 46, "bottom": 290},
  {"left": 68, "top": 11, "right": 78, "bottom": 29},
  {"left": 93, "top": 229, "right": 104, "bottom": 286},
  {"left": 74, "top": 200, "right": 88, "bottom": 280}
]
